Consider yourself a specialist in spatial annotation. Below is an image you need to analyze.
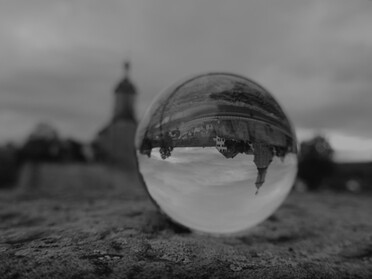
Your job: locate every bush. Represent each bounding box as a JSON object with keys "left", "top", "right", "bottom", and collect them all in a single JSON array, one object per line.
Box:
[{"left": 297, "top": 135, "right": 334, "bottom": 191}]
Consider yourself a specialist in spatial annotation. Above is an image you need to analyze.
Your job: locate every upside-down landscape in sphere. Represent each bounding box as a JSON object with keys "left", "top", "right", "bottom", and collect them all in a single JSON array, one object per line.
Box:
[{"left": 135, "top": 73, "right": 297, "bottom": 234}]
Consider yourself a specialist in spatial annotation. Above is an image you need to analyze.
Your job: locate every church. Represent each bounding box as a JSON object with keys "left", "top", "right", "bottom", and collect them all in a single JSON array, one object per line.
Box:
[{"left": 94, "top": 61, "right": 138, "bottom": 170}]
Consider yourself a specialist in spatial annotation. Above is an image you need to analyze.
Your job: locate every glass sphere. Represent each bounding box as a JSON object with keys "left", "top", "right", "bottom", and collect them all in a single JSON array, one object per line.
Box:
[{"left": 135, "top": 73, "right": 297, "bottom": 235}]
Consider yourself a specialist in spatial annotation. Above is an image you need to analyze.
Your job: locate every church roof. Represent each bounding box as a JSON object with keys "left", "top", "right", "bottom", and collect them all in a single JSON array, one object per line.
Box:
[
  {"left": 114, "top": 61, "right": 136, "bottom": 95},
  {"left": 114, "top": 78, "right": 136, "bottom": 95},
  {"left": 220, "top": 149, "right": 239, "bottom": 159}
]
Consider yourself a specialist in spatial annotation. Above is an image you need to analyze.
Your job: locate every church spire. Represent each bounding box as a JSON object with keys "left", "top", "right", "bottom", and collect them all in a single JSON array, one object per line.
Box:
[
  {"left": 113, "top": 60, "right": 136, "bottom": 122},
  {"left": 124, "top": 61, "right": 130, "bottom": 78}
]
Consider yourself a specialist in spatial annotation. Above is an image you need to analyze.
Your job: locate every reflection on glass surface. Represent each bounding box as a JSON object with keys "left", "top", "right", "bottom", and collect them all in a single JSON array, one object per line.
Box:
[{"left": 136, "top": 73, "right": 297, "bottom": 234}]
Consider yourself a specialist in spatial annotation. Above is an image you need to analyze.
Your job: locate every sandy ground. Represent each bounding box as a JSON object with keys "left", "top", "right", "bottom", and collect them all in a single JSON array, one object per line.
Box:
[{"left": 0, "top": 164, "right": 371, "bottom": 279}]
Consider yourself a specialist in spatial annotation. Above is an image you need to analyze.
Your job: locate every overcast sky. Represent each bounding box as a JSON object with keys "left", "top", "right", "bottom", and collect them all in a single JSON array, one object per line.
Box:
[{"left": 0, "top": 0, "right": 371, "bottom": 160}]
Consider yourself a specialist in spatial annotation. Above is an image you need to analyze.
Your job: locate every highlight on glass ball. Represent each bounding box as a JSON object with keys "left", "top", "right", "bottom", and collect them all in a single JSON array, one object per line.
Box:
[{"left": 135, "top": 73, "right": 297, "bottom": 235}]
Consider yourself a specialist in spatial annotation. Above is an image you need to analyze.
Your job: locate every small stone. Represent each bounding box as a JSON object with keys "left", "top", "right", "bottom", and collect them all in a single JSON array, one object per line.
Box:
[
  {"left": 14, "top": 250, "right": 29, "bottom": 257},
  {"left": 230, "top": 263, "right": 243, "bottom": 272}
]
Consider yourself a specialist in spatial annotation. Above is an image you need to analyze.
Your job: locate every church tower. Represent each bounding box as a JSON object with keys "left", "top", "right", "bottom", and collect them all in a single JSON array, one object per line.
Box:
[
  {"left": 94, "top": 60, "right": 138, "bottom": 169},
  {"left": 113, "top": 61, "right": 136, "bottom": 122},
  {"left": 253, "top": 142, "right": 274, "bottom": 193}
]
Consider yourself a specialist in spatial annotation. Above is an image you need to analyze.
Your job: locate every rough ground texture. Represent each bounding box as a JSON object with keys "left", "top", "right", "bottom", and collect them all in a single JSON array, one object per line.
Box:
[{"left": 0, "top": 164, "right": 371, "bottom": 279}]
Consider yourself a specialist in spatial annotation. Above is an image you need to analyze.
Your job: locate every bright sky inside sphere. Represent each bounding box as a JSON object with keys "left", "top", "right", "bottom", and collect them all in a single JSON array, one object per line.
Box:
[{"left": 138, "top": 147, "right": 297, "bottom": 234}]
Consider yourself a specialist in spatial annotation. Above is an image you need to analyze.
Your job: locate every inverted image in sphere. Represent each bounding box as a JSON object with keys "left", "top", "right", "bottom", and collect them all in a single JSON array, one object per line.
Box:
[{"left": 136, "top": 73, "right": 297, "bottom": 235}]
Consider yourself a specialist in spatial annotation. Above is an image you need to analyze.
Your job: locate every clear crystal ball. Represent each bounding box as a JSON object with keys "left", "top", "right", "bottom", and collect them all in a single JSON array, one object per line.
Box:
[{"left": 135, "top": 73, "right": 297, "bottom": 235}]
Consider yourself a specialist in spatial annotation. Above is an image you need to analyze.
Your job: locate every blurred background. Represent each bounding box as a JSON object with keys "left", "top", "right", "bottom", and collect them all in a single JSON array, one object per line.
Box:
[{"left": 1, "top": 0, "right": 372, "bottom": 193}]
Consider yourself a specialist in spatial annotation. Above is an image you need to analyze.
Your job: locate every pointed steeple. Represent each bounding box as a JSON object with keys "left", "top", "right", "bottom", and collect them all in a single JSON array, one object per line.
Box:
[
  {"left": 113, "top": 60, "right": 137, "bottom": 122},
  {"left": 114, "top": 60, "right": 136, "bottom": 96},
  {"left": 255, "top": 167, "right": 268, "bottom": 194},
  {"left": 253, "top": 142, "right": 274, "bottom": 193},
  {"left": 124, "top": 61, "right": 130, "bottom": 78}
]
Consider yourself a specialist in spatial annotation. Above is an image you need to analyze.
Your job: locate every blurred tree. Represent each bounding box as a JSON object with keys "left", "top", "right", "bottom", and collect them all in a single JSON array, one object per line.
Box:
[
  {"left": 298, "top": 135, "right": 334, "bottom": 190},
  {"left": 0, "top": 143, "right": 20, "bottom": 188},
  {"left": 19, "top": 123, "right": 89, "bottom": 163},
  {"left": 159, "top": 133, "right": 173, "bottom": 160},
  {"left": 19, "top": 122, "right": 61, "bottom": 163},
  {"left": 17, "top": 122, "right": 61, "bottom": 189},
  {"left": 59, "top": 139, "right": 86, "bottom": 162}
]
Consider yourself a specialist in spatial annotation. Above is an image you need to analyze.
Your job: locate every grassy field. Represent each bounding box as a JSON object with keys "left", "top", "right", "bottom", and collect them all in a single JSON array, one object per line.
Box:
[{"left": 0, "top": 164, "right": 371, "bottom": 278}]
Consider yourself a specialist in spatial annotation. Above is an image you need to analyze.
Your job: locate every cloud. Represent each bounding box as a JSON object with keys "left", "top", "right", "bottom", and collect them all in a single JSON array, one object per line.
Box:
[{"left": 0, "top": 0, "right": 371, "bottom": 154}]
